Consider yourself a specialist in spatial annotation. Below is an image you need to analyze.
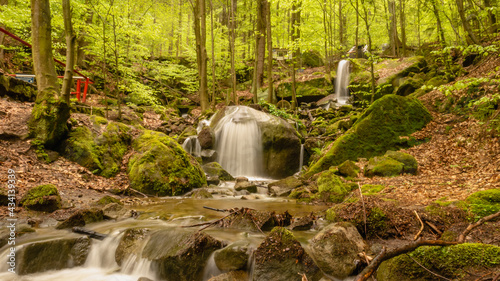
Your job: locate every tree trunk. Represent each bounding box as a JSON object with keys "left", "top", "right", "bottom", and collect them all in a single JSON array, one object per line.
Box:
[
  {"left": 399, "top": 0, "right": 406, "bottom": 57},
  {"left": 355, "top": 0, "right": 359, "bottom": 58},
  {"left": 484, "top": 0, "right": 498, "bottom": 33},
  {"left": 29, "top": 0, "right": 70, "bottom": 148},
  {"left": 61, "top": 0, "right": 76, "bottom": 104},
  {"left": 229, "top": 0, "right": 237, "bottom": 103},
  {"left": 177, "top": 0, "right": 182, "bottom": 58},
  {"left": 251, "top": 0, "right": 267, "bottom": 103},
  {"left": 290, "top": 0, "right": 301, "bottom": 109},
  {"left": 0, "top": 0, "right": 8, "bottom": 66},
  {"left": 209, "top": 0, "right": 216, "bottom": 108},
  {"left": 388, "top": 0, "right": 399, "bottom": 56},
  {"left": 194, "top": 0, "right": 209, "bottom": 111},
  {"left": 456, "top": 0, "right": 480, "bottom": 44},
  {"left": 266, "top": 0, "right": 273, "bottom": 104},
  {"left": 431, "top": 0, "right": 446, "bottom": 46}
]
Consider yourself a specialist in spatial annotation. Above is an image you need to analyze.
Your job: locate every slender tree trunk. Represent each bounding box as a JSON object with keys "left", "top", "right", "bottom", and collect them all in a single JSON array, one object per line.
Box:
[
  {"left": 209, "top": 0, "right": 216, "bottom": 108},
  {"left": 61, "top": 0, "right": 76, "bottom": 103},
  {"left": 355, "top": 0, "right": 359, "bottom": 58},
  {"left": 484, "top": 0, "right": 497, "bottom": 33},
  {"left": 194, "top": 0, "right": 209, "bottom": 111},
  {"left": 266, "top": 0, "right": 273, "bottom": 104},
  {"left": 290, "top": 0, "right": 301, "bottom": 109},
  {"left": 0, "top": 0, "right": 8, "bottom": 66},
  {"left": 399, "top": 0, "right": 406, "bottom": 56},
  {"left": 388, "top": 0, "right": 399, "bottom": 56},
  {"left": 251, "top": 0, "right": 267, "bottom": 103},
  {"left": 456, "top": 0, "right": 481, "bottom": 44},
  {"left": 431, "top": 0, "right": 446, "bottom": 46},
  {"left": 229, "top": 0, "right": 237, "bottom": 103},
  {"left": 29, "top": 0, "right": 70, "bottom": 148},
  {"left": 417, "top": 0, "right": 421, "bottom": 48},
  {"left": 177, "top": 0, "right": 182, "bottom": 58},
  {"left": 339, "top": 0, "right": 344, "bottom": 50},
  {"left": 112, "top": 15, "right": 122, "bottom": 120}
]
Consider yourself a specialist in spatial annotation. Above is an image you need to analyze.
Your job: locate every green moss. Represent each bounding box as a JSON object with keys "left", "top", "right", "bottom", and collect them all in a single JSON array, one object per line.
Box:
[
  {"left": 361, "top": 184, "right": 386, "bottom": 195},
  {"left": 377, "top": 244, "right": 500, "bottom": 280},
  {"left": 465, "top": 189, "right": 500, "bottom": 219},
  {"left": 63, "top": 126, "right": 102, "bottom": 173},
  {"left": 20, "top": 184, "right": 61, "bottom": 212},
  {"left": 306, "top": 95, "right": 432, "bottom": 176},
  {"left": 202, "top": 162, "right": 235, "bottom": 181},
  {"left": 325, "top": 207, "right": 339, "bottom": 222},
  {"left": 270, "top": 227, "right": 296, "bottom": 244},
  {"left": 96, "top": 196, "right": 122, "bottom": 206},
  {"left": 364, "top": 156, "right": 404, "bottom": 177},
  {"left": 128, "top": 130, "right": 206, "bottom": 196},
  {"left": 366, "top": 207, "right": 387, "bottom": 234},
  {"left": 337, "top": 160, "right": 360, "bottom": 178},
  {"left": 316, "top": 169, "right": 350, "bottom": 203},
  {"left": 91, "top": 116, "right": 108, "bottom": 125},
  {"left": 385, "top": 151, "right": 418, "bottom": 174}
]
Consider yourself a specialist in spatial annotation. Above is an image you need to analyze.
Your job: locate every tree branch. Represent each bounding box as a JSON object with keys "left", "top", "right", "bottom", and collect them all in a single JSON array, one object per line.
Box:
[{"left": 458, "top": 210, "right": 500, "bottom": 243}]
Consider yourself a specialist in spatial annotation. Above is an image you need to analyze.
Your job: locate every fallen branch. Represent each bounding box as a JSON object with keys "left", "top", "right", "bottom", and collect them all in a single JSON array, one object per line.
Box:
[
  {"left": 127, "top": 188, "right": 149, "bottom": 198},
  {"left": 406, "top": 254, "right": 452, "bottom": 281},
  {"left": 413, "top": 210, "right": 425, "bottom": 240},
  {"left": 425, "top": 221, "right": 442, "bottom": 235},
  {"left": 458, "top": 210, "right": 500, "bottom": 243},
  {"left": 354, "top": 239, "right": 458, "bottom": 281},
  {"left": 72, "top": 226, "right": 107, "bottom": 240}
]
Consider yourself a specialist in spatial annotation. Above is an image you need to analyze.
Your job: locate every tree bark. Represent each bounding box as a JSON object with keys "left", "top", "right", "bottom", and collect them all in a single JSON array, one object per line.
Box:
[
  {"left": 251, "top": 0, "right": 267, "bottom": 103},
  {"left": 290, "top": 0, "right": 301, "bottom": 109},
  {"left": 399, "top": 0, "right": 406, "bottom": 57},
  {"left": 229, "top": 0, "right": 237, "bottom": 103},
  {"left": 431, "top": 0, "right": 446, "bottom": 46},
  {"left": 62, "top": 0, "right": 76, "bottom": 104},
  {"left": 456, "top": 0, "right": 481, "bottom": 44},
  {"left": 194, "top": 0, "right": 209, "bottom": 111},
  {"left": 266, "top": 0, "right": 273, "bottom": 104},
  {"left": 29, "top": 0, "right": 70, "bottom": 148},
  {"left": 0, "top": 0, "right": 7, "bottom": 66},
  {"left": 388, "top": 0, "right": 399, "bottom": 56},
  {"left": 209, "top": 0, "right": 216, "bottom": 108}
]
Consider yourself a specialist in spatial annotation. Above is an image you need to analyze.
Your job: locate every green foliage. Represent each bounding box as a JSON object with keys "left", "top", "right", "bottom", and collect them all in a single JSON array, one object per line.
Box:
[
  {"left": 258, "top": 101, "right": 292, "bottom": 119},
  {"left": 465, "top": 189, "right": 500, "bottom": 220},
  {"left": 438, "top": 77, "right": 493, "bottom": 97}
]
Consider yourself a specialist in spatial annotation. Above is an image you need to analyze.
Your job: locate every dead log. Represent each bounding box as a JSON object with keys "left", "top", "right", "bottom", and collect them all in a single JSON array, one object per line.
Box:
[
  {"left": 354, "top": 240, "right": 458, "bottom": 281},
  {"left": 72, "top": 226, "right": 107, "bottom": 240}
]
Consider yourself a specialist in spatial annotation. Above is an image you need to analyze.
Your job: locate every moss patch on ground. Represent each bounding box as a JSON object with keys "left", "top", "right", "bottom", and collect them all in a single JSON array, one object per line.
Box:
[{"left": 20, "top": 184, "right": 61, "bottom": 212}]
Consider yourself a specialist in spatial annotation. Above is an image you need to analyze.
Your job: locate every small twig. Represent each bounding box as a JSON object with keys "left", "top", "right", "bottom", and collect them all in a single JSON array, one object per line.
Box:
[
  {"left": 493, "top": 271, "right": 500, "bottom": 281},
  {"left": 413, "top": 210, "right": 425, "bottom": 240},
  {"left": 458, "top": 210, "right": 500, "bottom": 243},
  {"left": 298, "top": 272, "right": 309, "bottom": 281},
  {"left": 358, "top": 183, "right": 367, "bottom": 236},
  {"left": 425, "top": 221, "right": 442, "bottom": 235},
  {"left": 203, "top": 206, "right": 228, "bottom": 213},
  {"left": 406, "top": 254, "right": 452, "bottom": 281},
  {"left": 128, "top": 188, "right": 148, "bottom": 198}
]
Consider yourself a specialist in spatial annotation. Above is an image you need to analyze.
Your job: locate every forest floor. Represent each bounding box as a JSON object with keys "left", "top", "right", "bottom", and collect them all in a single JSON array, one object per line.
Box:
[{"left": 0, "top": 56, "right": 499, "bottom": 223}]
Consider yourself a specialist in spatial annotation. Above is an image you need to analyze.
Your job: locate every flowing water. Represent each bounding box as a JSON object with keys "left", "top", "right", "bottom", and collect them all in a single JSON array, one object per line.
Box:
[
  {"left": 214, "top": 106, "right": 264, "bottom": 178},
  {"left": 335, "top": 60, "right": 351, "bottom": 105}
]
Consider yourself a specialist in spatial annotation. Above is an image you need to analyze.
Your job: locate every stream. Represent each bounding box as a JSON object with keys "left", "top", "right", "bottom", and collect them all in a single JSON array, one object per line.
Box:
[{"left": 0, "top": 193, "right": 329, "bottom": 281}]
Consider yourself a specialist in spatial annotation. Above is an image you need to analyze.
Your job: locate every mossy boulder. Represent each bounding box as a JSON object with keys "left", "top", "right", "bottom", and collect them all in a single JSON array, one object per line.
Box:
[
  {"left": 115, "top": 228, "right": 152, "bottom": 265},
  {"left": 213, "top": 240, "right": 251, "bottom": 271},
  {"left": 208, "top": 271, "right": 248, "bottom": 281},
  {"left": 315, "top": 168, "right": 353, "bottom": 203},
  {"left": 306, "top": 95, "right": 431, "bottom": 176},
  {"left": 0, "top": 74, "right": 37, "bottom": 102},
  {"left": 62, "top": 118, "right": 132, "bottom": 177},
  {"left": 337, "top": 160, "right": 360, "bottom": 178},
  {"left": 56, "top": 208, "right": 105, "bottom": 229},
  {"left": 190, "top": 188, "right": 213, "bottom": 199},
  {"left": 465, "top": 189, "right": 500, "bottom": 218},
  {"left": 96, "top": 195, "right": 122, "bottom": 206},
  {"left": 276, "top": 77, "right": 332, "bottom": 102},
  {"left": 361, "top": 184, "right": 386, "bottom": 195},
  {"left": 20, "top": 184, "right": 61, "bottom": 212},
  {"left": 253, "top": 227, "right": 322, "bottom": 281},
  {"left": 377, "top": 244, "right": 500, "bottom": 281},
  {"left": 128, "top": 130, "right": 206, "bottom": 196},
  {"left": 141, "top": 228, "right": 223, "bottom": 281},
  {"left": 385, "top": 150, "right": 418, "bottom": 174},
  {"left": 308, "top": 222, "right": 366, "bottom": 279},
  {"left": 268, "top": 176, "right": 304, "bottom": 197},
  {"left": 396, "top": 77, "right": 424, "bottom": 96},
  {"left": 202, "top": 162, "right": 234, "bottom": 181},
  {"left": 17, "top": 237, "right": 91, "bottom": 275},
  {"left": 364, "top": 156, "right": 404, "bottom": 177}
]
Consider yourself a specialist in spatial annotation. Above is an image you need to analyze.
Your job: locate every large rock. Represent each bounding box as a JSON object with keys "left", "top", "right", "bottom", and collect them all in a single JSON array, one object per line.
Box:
[
  {"left": 56, "top": 208, "right": 105, "bottom": 229},
  {"left": 207, "top": 271, "right": 248, "bottom": 281},
  {"left": 198, "top": 125, "right": 215, "bottom": 149},
  {"left": 253, "top": 227, "right": 322, "bottom": 281},
  {"left": 268, "top": 176, "right": 304, "bottom": 197},
  {"left": 0, "top": 74, "right": 37, "bottom": 101},
  {"left": 213, "top": 240, "right": 251, "bottom": 271},
  {"left": 62, "top": 116, "right": 132, "bottom": 178},
  {"left": 306, "top": 95, "right": 431, "bottom": 176},
  {"left": 141, "top": 228, "right": 223, "bottom": 281},
  {"left": 377, "top": 244, "right": 500, "bottom": 281},
  {"left": 308, "top": 222, "right": 366, "bottom": 279},
  {"left": 364, "top": 150, "right": 418, "bottom": 177},
  {"left": 128, "top": 130, "right": 206, "bottom": 196},
  {"left": 115, "top": 228, "right": 152, "bottom": 265},
  {"left": 316, "top": 168, "right": 354, "bottom": 203},
  {"left": 210, "top": 106, "right": 301, "bottom": 178},
  {"left": 17, "top": 237, "right": 91, "bottom": 275},
  {"left": 202, "top": 162, "right": 235, "bottom": 181},
  {"left": 20, "top": 184, "right": 61, "bottom": 212}
]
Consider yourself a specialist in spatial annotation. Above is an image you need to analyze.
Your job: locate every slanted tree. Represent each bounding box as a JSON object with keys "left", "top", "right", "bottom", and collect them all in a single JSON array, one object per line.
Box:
[
  {"left": 29, "top": 0, "right": 71, "bottom": 148},
  {"left": 456, "top": 0, "right": 480, "bottom": 44}
]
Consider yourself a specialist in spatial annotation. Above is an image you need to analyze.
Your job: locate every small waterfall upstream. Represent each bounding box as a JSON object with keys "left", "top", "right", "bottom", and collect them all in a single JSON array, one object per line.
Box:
[
  {"left": 214, "top": 106, "right": 263, "bottom": 178},
  {"left": 335, "top": 59, "right": 351, "bottom": 105},
  {"left": 298, "top": 144, "right": 304, "bottom": 172}
]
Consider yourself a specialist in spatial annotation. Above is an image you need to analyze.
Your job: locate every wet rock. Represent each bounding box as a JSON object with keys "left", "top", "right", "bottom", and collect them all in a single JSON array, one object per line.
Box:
[
  {"left": 201, "top": 149, "right": 218, "bottom": 163},
  {"left": 137, "top": 278, "right": 153, "bottom": 281},
  {"left": 128, "top": 130, "right": 207, "bottom": 196},
  {"left": 207, "top": 271, "right": 248, "bottom": 281},
  {"left": 268, "top": 176, "right": 304, "bottom": 197},
  {"left": 307, "top": 95, "right": 431, "bottom": 176},
  {"left": 141, "top": 228, "right": 223, "bottom": 281},
  {"left": 221, "top": 208, "right": 292, "bottom": 232},
  {"left": 234, "top": 181, "right": 257, "bottom": 193},
  {"left": 17, "top": 236, "right": 91, "bottom": 275},
  {"left": 116, "top": 228, "right": 152, "bottom": 265},
  {"left": 96, "top": 195, "right": 122, "bottom": 206},
  {"left": 20, "top": 184, "right": 61, "bottom": 212},
  {"left": 337, "top": 160, "right": 360, "bottom": 178},
  {"left": 206, "top": 176, "right": 220, "bottom": 185},
  {"left": 102, "top": 203, "right": 132, "bottom": 219},
  {"left": 0, "top": 74, "right": 37, "bottom": 101},
  {"left": 203, "top": 162, "right": 235, "bottom": 181},
  {"left": 308, "top": 222, "right": 366, "bottom": 279},
  {"left": 0, "top": 224, "right": 35, "bottom": 248},
  {"left": 198, "top": 125, "right": 215, "bottom": 149},
  {"left": 253, "top": 227, "right": 322, "bottom": 281},
  {"left": 191, "top": 188, "right": 214, "bottom": 199},
  {"left": 288, "top": 213, "right": 315, "bottom": 231},
  {"left": 213, "top": 240, "right": 251, "bottom": 271},
  {"left": 56, "top": 208, "right": 105, "bottom": 229}
]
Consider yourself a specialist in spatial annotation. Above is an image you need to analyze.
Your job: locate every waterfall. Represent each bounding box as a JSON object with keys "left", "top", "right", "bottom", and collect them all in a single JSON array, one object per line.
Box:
[
  {"left": 182, "top": 136, "right": 201, "bottom": 157},
  {"left": 298, "top": 144, "right": 304, "bottom": 172},
  {"left": 214, "top": 106, "right": 263, "bottom": 178},
  {"left": 335, "top": 60, "right": 351, "bottom": 105}
]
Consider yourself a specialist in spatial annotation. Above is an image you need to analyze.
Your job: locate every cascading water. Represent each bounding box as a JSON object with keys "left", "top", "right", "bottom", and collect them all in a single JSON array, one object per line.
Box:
[
  {"left": 335, "top": 59, "right": 351, "bottom": 105},
  {"left": 298, "top": 144, "right": 304, "bottom": 173},
  {"left": 182, "top": 136, "right": 201, "bottom": 157},
  {"left": 214, "top": 106, "right": 263, "bottom": 178}
]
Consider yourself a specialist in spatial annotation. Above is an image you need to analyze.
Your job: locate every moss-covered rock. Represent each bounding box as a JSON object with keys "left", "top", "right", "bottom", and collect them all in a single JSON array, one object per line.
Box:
[
  {"left": 268, "top": 176, "right": 304, "bottom": 197},
  {"left": 115, "top": 228, "right": 152, "bottom": 265},
  {"left": 56, "top": 208, "right": 105, "bottom": 229},
  {"left": 190, "top": 188, "right": 213, "bottom": 199},
  {"left": 385, "top": 150, "right": 418, "bottom": 174},
  {"left": 207, "top": 271, "right": 248, "bottom": 281},
  {"left": 364, "top": 156, "right": 404, "bottom": 177},
  {"left": 361, "top": 184, "right": 386, "bottom": 195},
  {"left": 202, "top": 162, "right": 234, "bottom": 181},
  {"left": 20, "top": 184, "right": 61, "bottom": 212},
  {"left": 253, "top": 227, "right": 322, "bottom": 281},
  {"left": 309, "top": 222, "right": 366, "bottom": 279},
  {"left": 465, "top": 189, "right": 500, "bottom": 218},
  {"left": 0, "top": 74, "right": 37, "bottom": 102},
  {"left": 377, "top": 244, "right": 500, "bottom": 281},
  {"left": 337, "top": 160, "right": 360, "bottom": 178},
  {"left": 128, "top": 130, "right": 206, "bottom": 196},
  {"left": 316, "top": 168, "right": 352, "bottom": 203},
  {"left": 213, "top": 240, "right": 250, "bottom": 271},
  {"left": 96, "top": 195, "right": 122, "bottom": 206},
  {"left": 396, "top": 77, "right": 424, "bottom": 96},
  {"left": 306, "top": 95, "right": 431, "bottom": 176},
  {"left": 275, "top": 77, "right": 332, "bottom": 102}
]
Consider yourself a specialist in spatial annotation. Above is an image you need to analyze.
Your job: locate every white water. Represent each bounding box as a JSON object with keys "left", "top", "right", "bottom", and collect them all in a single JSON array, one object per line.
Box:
[
  {"left": 214, "top": 106, "right": 264, "bottom": 178},
  {"left": 298, "top": 144, "right": 304, "bottom": 172},
  {"left": 335, "top": 60, "right": 351, "bottom": 105},
  {"left": 182, "top": 135, "right": 202, "bottom": 157}
]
